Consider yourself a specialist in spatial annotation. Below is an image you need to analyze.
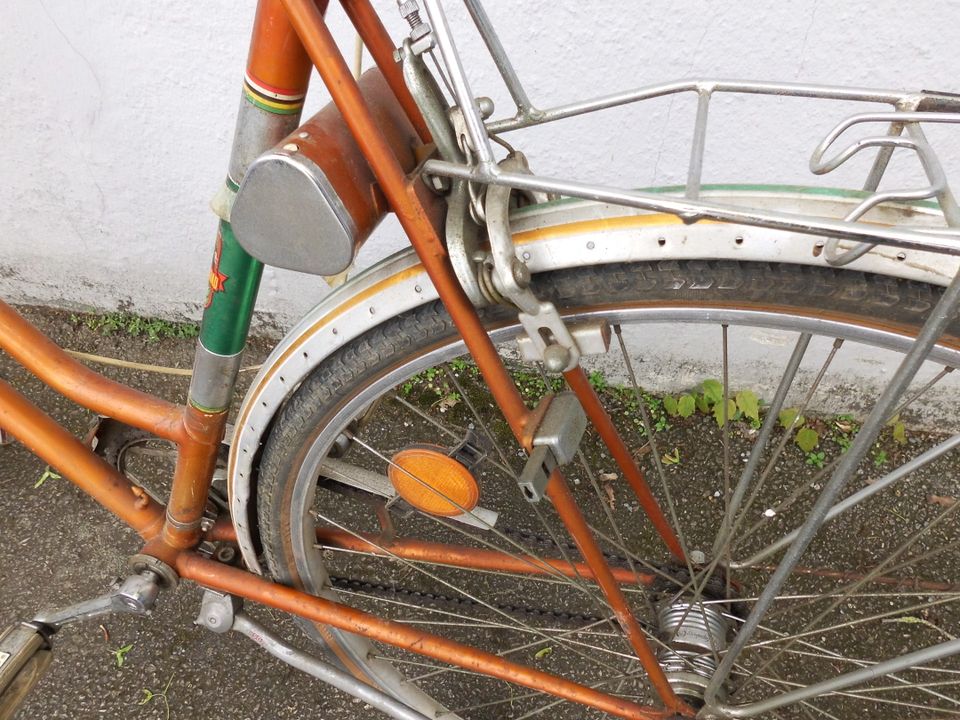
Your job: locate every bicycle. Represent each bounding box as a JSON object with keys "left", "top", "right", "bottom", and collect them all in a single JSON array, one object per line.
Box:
[{"left": 1, "top": 0, "right": 959, "bottom": 718}]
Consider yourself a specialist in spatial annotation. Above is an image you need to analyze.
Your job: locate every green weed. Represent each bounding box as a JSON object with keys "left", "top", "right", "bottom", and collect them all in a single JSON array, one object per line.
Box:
[
  {"left": 112, "top": 643, "right": 134, "bottom": 668},
  {"left": 72, "top": 312, "right": 198, "bottom": 342},
  {"left": 34, "top": 466, "right": 61, "bottom": 489},
  {"left": 138, "top": 675, "right": 174, "bottom": 720}
]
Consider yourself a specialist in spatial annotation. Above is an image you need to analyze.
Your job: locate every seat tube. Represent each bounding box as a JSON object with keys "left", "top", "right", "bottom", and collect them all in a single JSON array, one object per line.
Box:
[{"left": 163, "top": 0, "right": 322, "bottom": 548}]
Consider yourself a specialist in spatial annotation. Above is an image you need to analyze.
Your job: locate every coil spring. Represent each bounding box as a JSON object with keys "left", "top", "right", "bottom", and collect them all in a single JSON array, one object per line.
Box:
[{"left": 656, "top": 600, "right": 729, "bottom": 706}]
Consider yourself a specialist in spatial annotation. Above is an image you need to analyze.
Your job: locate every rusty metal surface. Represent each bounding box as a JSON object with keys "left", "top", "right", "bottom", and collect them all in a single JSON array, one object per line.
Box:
[
  {"left": 565, "top": 367, "right": 686, "bottom": 562},
  {"left": 162, "top": 406, "right": 228, "bottom": 550},
  {"left": 314, "top": 527, "right": 657, "bottom": 586},
  {"left": 177, "top": 552, "right": 676, "bottom": 720},
  {"left": 0, "top": 300, "right": 185, "bottom": 442},
  {"left": 0, "top": 378, "right": 165, "bottom": 539}
]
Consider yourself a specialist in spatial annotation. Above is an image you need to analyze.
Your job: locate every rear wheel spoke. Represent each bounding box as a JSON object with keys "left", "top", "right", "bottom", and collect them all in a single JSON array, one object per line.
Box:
[{"left": 258, "top": 257, "right": 960, "bottom": 718}]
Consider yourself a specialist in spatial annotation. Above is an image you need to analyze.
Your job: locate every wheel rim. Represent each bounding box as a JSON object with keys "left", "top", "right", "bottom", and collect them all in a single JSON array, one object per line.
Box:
[{"left": 276, "top": 297, "right": 960, "bottom": 719}]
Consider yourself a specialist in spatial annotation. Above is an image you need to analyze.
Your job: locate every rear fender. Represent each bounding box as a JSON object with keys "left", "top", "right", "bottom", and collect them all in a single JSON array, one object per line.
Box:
[{"left": 227, "top": 189, "right": 954, "bottom": 572}]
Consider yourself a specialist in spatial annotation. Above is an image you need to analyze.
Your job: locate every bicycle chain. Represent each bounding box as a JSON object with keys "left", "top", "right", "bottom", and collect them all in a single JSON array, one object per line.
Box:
[
  {"left": 327, "top": 575, "right": 608, "bottom": 625},
  {"left": 325, "top": 525, "right": 662, "bottom": 627},
  {"left": 497, "top": 527, "right": 630, "bottom": 567}
]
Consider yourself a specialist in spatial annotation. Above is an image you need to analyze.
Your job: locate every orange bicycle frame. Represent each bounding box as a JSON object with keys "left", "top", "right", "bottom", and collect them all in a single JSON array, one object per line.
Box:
[{"left": 0, "top": 1, "right": 692, "bottom": 716}]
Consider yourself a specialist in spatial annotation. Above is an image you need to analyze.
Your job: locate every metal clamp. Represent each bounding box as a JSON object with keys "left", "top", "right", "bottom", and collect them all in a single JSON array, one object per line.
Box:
[
  {"left": 397, "top": 0, "right": 434, "bottom": 55},
  {"left": 480, "top": 154, "right": 591, "bottom": 372},
  {"left": 518, "top": 393, "right": 587, "bottom": 501},
  {"left": 516, "top": 321, "right": 611, "bottom": 363}
]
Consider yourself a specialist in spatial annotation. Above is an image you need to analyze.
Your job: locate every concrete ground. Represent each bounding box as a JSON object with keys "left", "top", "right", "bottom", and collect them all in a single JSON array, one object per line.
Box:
[
  {"left": 0, "top": 308, "right": 376, "bottom": 720},
  {"left": 1, "top": 306, "right": 957, "bottom": 720}
]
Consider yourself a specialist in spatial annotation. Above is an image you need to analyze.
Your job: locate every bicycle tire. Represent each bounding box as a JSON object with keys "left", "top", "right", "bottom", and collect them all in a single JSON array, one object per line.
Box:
[{"left": 257, "top": 215, "right": 960, "bottom": 718}]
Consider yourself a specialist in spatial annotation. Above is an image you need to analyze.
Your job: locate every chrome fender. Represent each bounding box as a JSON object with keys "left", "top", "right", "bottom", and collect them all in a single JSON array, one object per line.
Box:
[{"left": 228, "top": 190, "right": 955, "bottom": 573}]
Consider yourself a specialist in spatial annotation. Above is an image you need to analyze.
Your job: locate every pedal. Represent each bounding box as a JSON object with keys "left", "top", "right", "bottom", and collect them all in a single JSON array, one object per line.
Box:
[
  {"left": 0, "top": 623, "right": 53, "bottom": 720},
  {"left": 0, "top": 563, "right": 173, "bottom": 717}
]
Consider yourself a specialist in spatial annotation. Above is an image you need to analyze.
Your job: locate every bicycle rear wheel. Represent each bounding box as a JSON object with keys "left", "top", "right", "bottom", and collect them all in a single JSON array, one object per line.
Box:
[{"left": 257, "top": 198, "right": 960, "bottom": 719}]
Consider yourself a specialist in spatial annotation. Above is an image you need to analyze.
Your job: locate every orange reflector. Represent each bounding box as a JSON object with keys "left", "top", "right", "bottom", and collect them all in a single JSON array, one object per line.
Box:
[{"left": 388, "top": 445, "right": 480, "bottom": 517}]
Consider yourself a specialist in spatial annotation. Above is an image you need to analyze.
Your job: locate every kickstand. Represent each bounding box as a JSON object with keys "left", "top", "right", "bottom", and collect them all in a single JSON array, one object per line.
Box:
[{"left": 195, "top": 591, "right": 433, "bottom": 720}]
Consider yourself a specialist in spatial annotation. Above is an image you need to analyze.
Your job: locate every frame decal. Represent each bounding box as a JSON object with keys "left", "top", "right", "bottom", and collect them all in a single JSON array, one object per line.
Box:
[{"left": 243, "top": 71, "right": 306, "bottom": 115}]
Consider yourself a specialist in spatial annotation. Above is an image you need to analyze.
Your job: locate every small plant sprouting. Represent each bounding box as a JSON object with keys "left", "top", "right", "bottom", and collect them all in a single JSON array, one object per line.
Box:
[
  {"left": 677, "top": 394, "right": 696, "bottom": 418},
  {"left": 778, "top": 408, "right": 822, "bottom": 454},
  {"left": 112, "top": 643, "right": 134, "bottom": 668},
  {"left": 831, "top": 414, "right": 859, "bottom": 453},
  {"left": 735, "top": 390, "right": 760, "bottom": 423},
  {"left": 888, "top": 414, "right": 908, "bottom": 445},
  {"left": 795, "top": 427, "right": 820, "bottom": 454},
  {"left": 661, "top": 447, "right": 681, "bottom": 465},
  {"left": 449, "top": 357, "right": 470, "bottom": 373},
  {"left": 662, "top": 382, "right": 759, "bottom": 429},
  {"left": 34, "top": 466, "right": 61, "bottom": 489},
  {"left": 713, "top": 399, "right": 737, "bottom": 429},
  {"left": 587, "top": 370, "right": 608, "bottom": 392},
  {"left": 139, "top": 674, "right": 174, "bottom": 720},
  {"left": 805, "top": 450, "right": 826, "bottom": 468},
  {"left": 662, "top": 395, "right": 678, "bottom": 416},
  {"left": 874, "top": 448, "right": 889, "bottom": 467}
]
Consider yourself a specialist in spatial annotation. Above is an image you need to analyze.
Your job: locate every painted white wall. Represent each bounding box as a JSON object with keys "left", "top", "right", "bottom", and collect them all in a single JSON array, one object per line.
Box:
[{"left": 2, "top": 1, "right": 960, "bottom": 330}]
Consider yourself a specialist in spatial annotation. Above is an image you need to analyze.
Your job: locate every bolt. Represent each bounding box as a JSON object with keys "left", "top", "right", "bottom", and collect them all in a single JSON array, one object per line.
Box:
[
  {"left": 397, "top": 0, "right": 420, "bottom": 21},
  {"left": 206, "top": 614, "right": 221, "bottom": 628},
  {"left": 214, "top": 545, "right": 237, "bottom": 564},
  {"left": 282, "top": 143, "right": 299, "bottom": 153},
  {"left": 511, "top": 259, "right": 531, "bottom": 288},
  {"left": 428, "top": 174, "right": 450, "bottom": 193},
  {"left": 397, "top": 0, "right": 431, "bottom": 45},
  {"left": 542, "top": 344, "right": 571, "bottom": 373}
]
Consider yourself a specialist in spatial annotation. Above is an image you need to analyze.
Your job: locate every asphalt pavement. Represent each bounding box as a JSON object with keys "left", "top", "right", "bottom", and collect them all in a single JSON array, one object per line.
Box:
[{"left": 0, "top": 307, "right": 379, "bottom": 720}]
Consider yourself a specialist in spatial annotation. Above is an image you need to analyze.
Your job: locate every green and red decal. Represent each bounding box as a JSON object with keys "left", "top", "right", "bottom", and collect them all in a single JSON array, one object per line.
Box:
[{"left": 199, "top": 221, "right": 263, "bottom": 357}]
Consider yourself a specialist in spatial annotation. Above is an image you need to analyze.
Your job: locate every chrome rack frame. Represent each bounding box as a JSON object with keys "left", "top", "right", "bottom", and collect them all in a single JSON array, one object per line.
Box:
[{"left": 421, "top": 0, "right": 960, "bottom": 259}]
